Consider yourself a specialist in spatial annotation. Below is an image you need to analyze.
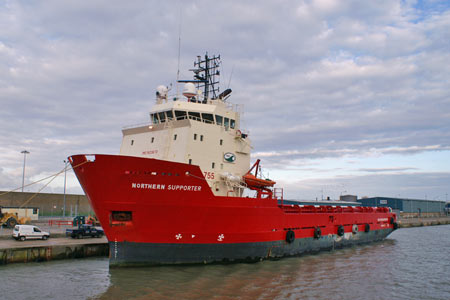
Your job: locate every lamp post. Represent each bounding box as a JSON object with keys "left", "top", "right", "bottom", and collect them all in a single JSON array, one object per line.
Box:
[
  {"left": 21, "top": 150, "right": 30, "bottom": 192},
  {"left": 63, "top": 160, "right": 67, "bottom": 218}
]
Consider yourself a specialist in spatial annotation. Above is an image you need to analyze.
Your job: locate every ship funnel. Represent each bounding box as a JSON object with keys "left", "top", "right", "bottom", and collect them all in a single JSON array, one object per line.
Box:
[{"left": 183, "top": 83, "right": 197, "bottom": 101}]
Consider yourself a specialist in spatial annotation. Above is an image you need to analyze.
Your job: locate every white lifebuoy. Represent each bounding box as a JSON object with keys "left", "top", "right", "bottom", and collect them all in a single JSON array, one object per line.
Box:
[{"left": 352, "top": 224, "right": 358, "bottom": 234}]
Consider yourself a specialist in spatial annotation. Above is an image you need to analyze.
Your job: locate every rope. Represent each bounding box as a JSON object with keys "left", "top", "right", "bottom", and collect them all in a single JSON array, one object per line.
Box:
[{"left": 0, "top": 160, "right": 89, "bottom": 200}]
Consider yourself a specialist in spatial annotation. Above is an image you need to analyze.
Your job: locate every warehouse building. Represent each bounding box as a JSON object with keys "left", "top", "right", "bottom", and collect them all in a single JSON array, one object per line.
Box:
[{"left": 357, "top": 197, "right": 447, "bottom": 217}]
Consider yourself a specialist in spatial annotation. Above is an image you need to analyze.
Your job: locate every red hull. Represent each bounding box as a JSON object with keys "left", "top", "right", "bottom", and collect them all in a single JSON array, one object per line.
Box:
[{"left": 69, "top": 154, "right": 397, "bottom": 265}]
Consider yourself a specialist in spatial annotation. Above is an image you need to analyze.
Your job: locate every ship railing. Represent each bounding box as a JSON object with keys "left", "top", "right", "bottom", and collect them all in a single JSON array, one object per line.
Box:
[
  {"left": 226, "top": 102, "right": 243, "bottom": 114},
  {"left": 279, "top": 204, "right": 387, "bottom": 215},
  {"left": 122, "top": 122, "right": 152, "bottom": 130},
  {"left": 274, "top": 188, "right": 284, "bottom": 204}
]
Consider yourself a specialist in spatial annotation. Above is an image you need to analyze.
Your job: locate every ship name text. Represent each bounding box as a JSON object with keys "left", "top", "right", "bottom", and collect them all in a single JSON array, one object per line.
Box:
[{"left": 131, "top": 182, "right": 202, "bottom": 192}]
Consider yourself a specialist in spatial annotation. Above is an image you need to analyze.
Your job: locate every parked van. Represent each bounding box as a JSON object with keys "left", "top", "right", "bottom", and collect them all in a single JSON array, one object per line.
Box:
[{"left": 12, "top": 225, "right": 50, "bottom": 241}]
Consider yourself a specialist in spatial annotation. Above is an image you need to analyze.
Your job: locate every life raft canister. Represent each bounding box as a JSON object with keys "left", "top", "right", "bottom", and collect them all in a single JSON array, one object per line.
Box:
[
  {"left": 314, "top": 227, "right": 321, "bottom": 239},
  {"left": 337, "top": 225, "right": 345, "bottom": 237},
  {"left": 286, "top": 230, "right": 295, "bottom": 244}
]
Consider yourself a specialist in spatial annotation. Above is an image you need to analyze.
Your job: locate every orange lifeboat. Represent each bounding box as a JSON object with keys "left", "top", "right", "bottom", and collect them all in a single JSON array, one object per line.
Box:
[
  {"left": 243, "top": 159, "right": 276, "bottom": 190},
  {"left": 243, "top": 173, "right": 276, "bottom": 189}
]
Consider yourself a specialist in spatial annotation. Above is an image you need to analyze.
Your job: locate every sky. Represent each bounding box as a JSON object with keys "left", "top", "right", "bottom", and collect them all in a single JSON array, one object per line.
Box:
[{"left": 1, "top": 0, "right": 449, "bottom": 201}]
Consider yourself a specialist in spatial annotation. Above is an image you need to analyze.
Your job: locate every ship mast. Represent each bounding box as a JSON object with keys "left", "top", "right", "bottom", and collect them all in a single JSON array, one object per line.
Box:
[{"left": 178, "top": 53, "right": 222, "bottom": 103}]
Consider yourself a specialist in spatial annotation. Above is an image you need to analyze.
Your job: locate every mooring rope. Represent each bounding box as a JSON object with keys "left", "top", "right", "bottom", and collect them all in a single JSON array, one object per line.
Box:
[{"left": 0, "top": 160, "right": 89, "bottom": 202}]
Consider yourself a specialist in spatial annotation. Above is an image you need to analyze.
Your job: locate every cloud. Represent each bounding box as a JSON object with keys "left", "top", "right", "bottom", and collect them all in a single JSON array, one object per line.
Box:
[
  {"left": 0, "top": 1, "right": 449, "bottom": 198},
  {"left": 357, "top": 167, "right": 418, "bottom": 173}
]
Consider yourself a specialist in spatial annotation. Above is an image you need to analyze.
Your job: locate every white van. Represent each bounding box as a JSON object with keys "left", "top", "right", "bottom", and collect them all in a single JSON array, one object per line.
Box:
[{"left": 12, "top": 225, "right": 50, "bottom": 241}]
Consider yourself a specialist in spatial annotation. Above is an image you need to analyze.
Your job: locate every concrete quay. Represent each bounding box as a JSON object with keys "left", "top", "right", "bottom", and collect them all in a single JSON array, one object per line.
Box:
[
  {"left": 398, "top": 215, "right": 450, "bottom": 228},
  {"left": 0, "top": 236, "right": 108, "bottom": 265},
  {"left": 0, "top": 222, "right": 108, "bottom": 265}
]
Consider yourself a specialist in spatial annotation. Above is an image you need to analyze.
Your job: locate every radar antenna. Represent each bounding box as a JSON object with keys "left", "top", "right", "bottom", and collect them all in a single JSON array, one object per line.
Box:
[{"left": 178, "top": 53, "right": 224, "bottom": 103}]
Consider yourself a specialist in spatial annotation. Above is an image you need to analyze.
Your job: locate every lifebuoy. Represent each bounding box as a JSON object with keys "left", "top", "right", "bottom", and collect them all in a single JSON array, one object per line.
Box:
[
  {"left": 337, "top": 225, "right": 345, "bottom": 236},
  {"left": 364, "top": 224, "right": 370, "bottom": 233},
  {"left": 352, "top": 224, "right": 358, "bottom": 234},
  {"left": 314, "top": 227, "right": 321, "bottom": 239},
  {"left": 236, "top": 130, "right": 242, "bottom": 137},
  {"left": 286, "top": 230, "right": 295, "bottom": 243}
]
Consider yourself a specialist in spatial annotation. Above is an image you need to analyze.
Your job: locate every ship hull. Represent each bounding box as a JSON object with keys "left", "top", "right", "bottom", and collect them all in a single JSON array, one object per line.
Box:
[
  {"left": 69, "top": 154, "right": 397, "bottom": 267},
  {"left": 110, "top": 228, "right": 392, "bottom": 266}
]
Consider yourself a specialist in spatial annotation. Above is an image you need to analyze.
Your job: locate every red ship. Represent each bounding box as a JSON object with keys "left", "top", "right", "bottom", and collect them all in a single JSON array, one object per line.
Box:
[{"left": 69, "top": 54, "right": 397, "bottom": 266}]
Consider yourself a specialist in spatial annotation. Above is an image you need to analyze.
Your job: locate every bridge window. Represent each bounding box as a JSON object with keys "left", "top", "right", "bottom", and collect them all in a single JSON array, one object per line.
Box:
[
  {"left": 230, "top": 119, "right": 235, "bottom": 129},
  {"left": 220, "top": 139, "right": 223, "bottom": 145},
  {"left": 212, "top": 162, "right": 215, "bottom": 169},
  {"left": 194, "top": 134, "right": 197, "bottom": 140},
  {"left": 151, "top": 113, "right": 159, "bottom": 124},
  {"left": 151, "top": 137, "right": 154, "bottom": 143},
  {"left": 174, "top": 134, "right": 177, "bottom": 141},
  {"left": 166, "top": 110, "right": 174, "bottom": 121},
  {"left": 200, "top": 135, "right": 204, "bottom": 141},
  {"left": 158, "top": 112, "right": 166, "bottom": 123},
  {"left": 131, "top": 140, "right": 134, "bottom": 145},
  {"left": 202, "top": 113, "right": 214, "bottom": 124},
  {"left": 224, "top": 117, "right": 230, "bottom": 129},
  {"left": 175, "top": 110, "right": 187, "bottom": 120},
  {"left": 216, "top": 115, "right": 223, "bottom": 126},
  {"left": 188, "top": 112, "right": 201, "bottom": 121}
]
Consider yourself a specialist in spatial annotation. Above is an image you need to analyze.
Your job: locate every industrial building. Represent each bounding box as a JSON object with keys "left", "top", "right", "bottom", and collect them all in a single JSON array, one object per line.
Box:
[{"left": 357, "top": 197, "right": 447, "bottom": 217}]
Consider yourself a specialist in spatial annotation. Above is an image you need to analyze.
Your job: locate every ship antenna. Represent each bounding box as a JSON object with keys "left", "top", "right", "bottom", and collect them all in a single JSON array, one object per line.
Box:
[
  {"left": 227, "top": 65, "right": 234, "bottom": 89},
  {"left": 176, "top": 8, "right": 182, "bottom": 99}
]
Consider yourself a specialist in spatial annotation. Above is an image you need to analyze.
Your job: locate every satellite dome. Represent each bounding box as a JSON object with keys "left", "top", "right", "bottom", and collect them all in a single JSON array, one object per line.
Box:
[
  {"left": 183, "top": 83, "right": 197, "bottom": 99},
  {"left": 156, "top": 85, "right": 168, "bottom": 99}
]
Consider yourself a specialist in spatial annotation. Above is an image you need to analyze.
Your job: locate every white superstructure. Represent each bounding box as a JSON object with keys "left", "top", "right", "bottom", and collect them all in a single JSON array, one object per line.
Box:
[{"left": 119, "top": 54, "right": 251, "bottom": 197}]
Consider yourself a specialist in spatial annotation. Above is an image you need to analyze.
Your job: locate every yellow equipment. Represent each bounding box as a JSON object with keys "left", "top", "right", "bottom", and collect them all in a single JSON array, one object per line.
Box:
[{"left": 0, "top": 207, "right": 31, "bottom": 228}]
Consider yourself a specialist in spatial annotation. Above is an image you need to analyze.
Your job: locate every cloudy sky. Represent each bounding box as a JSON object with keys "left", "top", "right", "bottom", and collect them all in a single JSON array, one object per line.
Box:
[{"left": 1, "top": 0, "right": 449, "bottom": 201}]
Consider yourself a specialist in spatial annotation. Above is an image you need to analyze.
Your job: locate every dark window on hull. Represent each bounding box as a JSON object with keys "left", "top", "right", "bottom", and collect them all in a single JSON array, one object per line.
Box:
[{"left": 112, "top": 211, "right": 132, "bottom": 222}]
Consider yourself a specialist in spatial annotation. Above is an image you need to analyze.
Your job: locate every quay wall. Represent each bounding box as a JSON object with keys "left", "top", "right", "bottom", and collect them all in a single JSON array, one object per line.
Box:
[
  {"left": 398, "top": 216, "right": 450, "bottom": 228},
  {"left": 0, "top": 243, "right": 108, "bottom": 265}
]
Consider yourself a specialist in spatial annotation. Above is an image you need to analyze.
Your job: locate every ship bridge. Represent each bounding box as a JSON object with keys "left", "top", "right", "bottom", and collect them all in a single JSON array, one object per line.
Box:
[{"left": 119, "top": 54, "right": 251, "bottom": 197}]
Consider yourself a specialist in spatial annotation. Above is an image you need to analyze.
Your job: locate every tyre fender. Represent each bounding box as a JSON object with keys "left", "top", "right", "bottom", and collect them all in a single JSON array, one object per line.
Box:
[
  {"left": 337, "top": 225, "right": 345, "bottom": 237},
  {"left": 285, "top": 230, "right": 295, "bottom": 244},
  {"left": 314, "top": 227, "right": 321, "bottom": 239}
]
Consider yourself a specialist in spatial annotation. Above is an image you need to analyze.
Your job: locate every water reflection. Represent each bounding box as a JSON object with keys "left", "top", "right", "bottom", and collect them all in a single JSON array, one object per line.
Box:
[{"left": 97, "top": 239, "right": 400, "bottom": 300}]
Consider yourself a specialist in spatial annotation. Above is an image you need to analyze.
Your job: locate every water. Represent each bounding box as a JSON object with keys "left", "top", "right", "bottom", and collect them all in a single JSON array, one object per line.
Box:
[{"left": 1, "top": 225, "right": 449, "bottom": 300}]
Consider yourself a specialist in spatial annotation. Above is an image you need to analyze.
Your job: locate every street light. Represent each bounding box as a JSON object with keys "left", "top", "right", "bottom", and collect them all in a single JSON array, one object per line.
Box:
[
  {"left": 21, "top": 150, "right": 30, "bottom": 192},
  {"left": 63, "top": 160, "right": 67, "bottom": 218}
]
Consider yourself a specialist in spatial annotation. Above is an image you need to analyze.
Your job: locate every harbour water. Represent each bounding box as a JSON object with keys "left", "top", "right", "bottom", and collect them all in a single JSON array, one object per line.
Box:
[{"left": 1, "top": 225, "right": 449, "bottom": 300}]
